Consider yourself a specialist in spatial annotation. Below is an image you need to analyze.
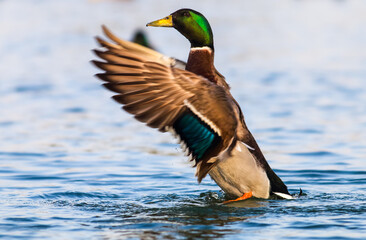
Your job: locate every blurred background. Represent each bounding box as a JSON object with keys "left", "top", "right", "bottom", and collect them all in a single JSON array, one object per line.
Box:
[{"left": 0, "top": 0, "right": 365, "bottom": 239}]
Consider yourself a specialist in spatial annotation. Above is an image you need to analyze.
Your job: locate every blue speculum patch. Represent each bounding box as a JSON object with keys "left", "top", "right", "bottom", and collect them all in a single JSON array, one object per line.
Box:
[{"left": 173, "top": 111, "right": 220, "bottom": 160}]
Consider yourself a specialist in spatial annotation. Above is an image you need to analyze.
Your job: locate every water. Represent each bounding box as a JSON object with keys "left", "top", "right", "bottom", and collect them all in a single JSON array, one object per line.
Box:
[{"left": 1, "top": 0, "right": 366, "bottom": 239}]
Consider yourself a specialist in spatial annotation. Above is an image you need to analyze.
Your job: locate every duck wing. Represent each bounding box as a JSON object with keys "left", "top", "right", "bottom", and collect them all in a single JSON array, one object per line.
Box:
[{"left": 92, "top": 27, "right": 238, "bottom": 181}]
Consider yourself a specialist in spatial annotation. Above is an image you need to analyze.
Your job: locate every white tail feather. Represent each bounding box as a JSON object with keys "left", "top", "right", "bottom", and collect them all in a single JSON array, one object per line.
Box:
[{"left": 273, "top": 192, "right": 294, "bottom": 199}]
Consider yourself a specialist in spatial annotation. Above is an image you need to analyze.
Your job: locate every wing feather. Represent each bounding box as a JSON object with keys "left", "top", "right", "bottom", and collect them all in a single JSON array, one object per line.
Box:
[{"left": 96, "top": 73, "right": 146, "bottom": 83}]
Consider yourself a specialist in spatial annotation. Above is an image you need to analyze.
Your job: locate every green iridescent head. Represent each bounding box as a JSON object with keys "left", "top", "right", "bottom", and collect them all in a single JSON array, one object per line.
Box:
[
  {"left": 147, "top": 9, "right": 214, "bottom": 49},
  {"left": 132, "top": 30, "right": 151, "bottom": 48}
]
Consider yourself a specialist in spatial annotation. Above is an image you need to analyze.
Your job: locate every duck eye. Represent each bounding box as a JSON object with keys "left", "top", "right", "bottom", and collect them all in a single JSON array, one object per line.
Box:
[{"left": 183, "top": 11, "right": 190, "bottom": 17}]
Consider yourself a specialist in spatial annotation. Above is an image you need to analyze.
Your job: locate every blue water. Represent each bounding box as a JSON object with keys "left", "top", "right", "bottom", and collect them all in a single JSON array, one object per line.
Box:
[{"left": 1, "top": 0, "right": 366, "bottom": 239}]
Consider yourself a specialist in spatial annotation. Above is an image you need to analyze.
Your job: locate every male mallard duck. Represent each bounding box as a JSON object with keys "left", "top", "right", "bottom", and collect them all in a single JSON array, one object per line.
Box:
[{"left": 92, "top": 9, "right": 292, "bottom": 202}]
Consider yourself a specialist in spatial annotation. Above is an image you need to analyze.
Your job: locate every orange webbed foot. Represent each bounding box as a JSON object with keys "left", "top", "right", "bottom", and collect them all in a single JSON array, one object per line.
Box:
[{"left": 223, "top": 192, "right": 253, "bottom": 204}]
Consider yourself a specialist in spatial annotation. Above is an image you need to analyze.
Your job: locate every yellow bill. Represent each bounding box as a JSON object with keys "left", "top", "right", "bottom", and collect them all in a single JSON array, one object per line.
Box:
[{"left": 146, "top": 15, "right": 173, "bottom": 27}]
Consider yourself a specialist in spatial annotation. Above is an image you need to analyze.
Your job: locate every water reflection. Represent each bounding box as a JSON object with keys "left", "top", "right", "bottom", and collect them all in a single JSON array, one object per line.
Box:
[{"left": 94, "top": 196, "right": 265, "bottom": 239}]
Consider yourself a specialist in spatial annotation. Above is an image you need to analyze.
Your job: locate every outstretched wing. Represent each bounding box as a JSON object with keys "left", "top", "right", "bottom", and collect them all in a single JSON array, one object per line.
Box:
[{"left": 92, "top": 26, "right": 237, "bottom": 181}]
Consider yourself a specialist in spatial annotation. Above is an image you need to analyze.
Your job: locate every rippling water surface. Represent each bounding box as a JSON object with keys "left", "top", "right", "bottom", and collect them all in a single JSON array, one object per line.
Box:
[{"left": 1, "top": 0, "right": 366, "bottom": 239}]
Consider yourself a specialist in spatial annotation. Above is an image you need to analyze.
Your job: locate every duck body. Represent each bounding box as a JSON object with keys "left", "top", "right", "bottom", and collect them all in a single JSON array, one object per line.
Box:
[
  {"left": 93, "top": 9, "right": 290, "bottom": 201},
  {"left": 183, "top": 47, "right": 278, "bottom": 199}
]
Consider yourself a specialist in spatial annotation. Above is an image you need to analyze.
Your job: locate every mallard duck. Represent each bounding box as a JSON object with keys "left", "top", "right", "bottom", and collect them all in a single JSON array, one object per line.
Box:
[{"left": 92, "top": 9, "right": 292, "bottom": 202}]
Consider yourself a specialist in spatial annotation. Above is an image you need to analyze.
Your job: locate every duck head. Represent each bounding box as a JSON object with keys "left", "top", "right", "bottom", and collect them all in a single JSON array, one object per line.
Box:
[{"left": 146, "top": 8, "right": 214, "bottom": 50}]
